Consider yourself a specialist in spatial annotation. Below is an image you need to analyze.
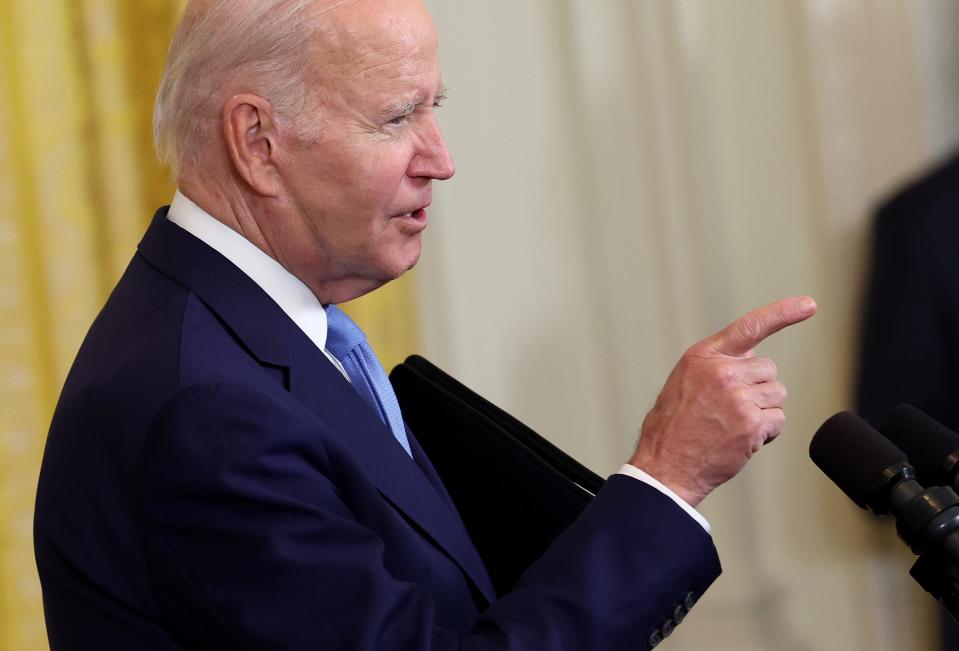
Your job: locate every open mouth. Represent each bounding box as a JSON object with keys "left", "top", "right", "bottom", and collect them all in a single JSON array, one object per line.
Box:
[
  {"left": 394, "top": 208, "right": 427, "bottom": 221},
  {"left": 392, "top": 208, "right": 429, "bottom": 231}
]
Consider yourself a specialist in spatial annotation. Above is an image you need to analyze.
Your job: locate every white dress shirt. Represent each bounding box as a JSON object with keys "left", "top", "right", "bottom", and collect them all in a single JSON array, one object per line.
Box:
[
  {"left": 165, "top": 190, "right": 710, "bottom": 533},
  {"left": 166, "top": 190, "right": 349, "bottom": 380}
]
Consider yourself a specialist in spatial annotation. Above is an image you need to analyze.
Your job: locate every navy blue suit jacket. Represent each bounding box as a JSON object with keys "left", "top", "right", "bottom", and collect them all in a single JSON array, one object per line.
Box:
[
  {"left": 856, "top": 152, "right": 959, "bottom": 651},
  {"left": 35, "top": 209, "right": 721, "bottom": 650},
  {"left": 858, "top": 152, "right": 959, "bottom": 428}
]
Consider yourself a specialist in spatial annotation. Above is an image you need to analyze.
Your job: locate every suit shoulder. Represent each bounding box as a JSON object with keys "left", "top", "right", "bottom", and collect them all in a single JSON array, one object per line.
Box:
[
  {"left": 57, "top": 253, "right": 190, "bottom": 413},
  {"left": 177, "top": 292, "right": 287, "bottom": 391},
  {"left": 875, "top": 152, "right": 959, "bottom": 236}
]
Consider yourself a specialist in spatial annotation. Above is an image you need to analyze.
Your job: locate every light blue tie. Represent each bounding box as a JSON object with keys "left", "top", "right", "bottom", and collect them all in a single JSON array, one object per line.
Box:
[{"left": 325, "top": 305, "right": 412, "bottom": 457}]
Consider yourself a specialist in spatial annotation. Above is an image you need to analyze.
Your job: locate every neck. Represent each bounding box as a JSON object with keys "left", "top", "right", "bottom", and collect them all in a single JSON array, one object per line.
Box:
[
  {"left": 178, "top": 176, "right": 276, "bottom": 259},
  {"left": 175, "top": 176, "right": 386, "bottom": 306}
]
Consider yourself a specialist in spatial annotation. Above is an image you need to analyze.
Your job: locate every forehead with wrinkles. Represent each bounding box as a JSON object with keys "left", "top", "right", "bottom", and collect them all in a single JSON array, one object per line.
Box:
[
  {"left": 296, "top": 0, "right": 440, "bottom": 119},
  {"left": 314, "top": 0, "right": 437, "bottom": 76}
]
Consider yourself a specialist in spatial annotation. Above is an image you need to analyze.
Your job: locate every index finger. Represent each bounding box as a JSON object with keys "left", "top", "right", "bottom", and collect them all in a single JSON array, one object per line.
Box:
[{"left": 710, "top": 295, "right": 817, "bottom": 356}]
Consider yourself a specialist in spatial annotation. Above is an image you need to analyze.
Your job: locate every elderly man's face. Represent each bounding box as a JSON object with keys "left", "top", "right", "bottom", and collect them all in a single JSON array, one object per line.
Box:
[{"left": 279, "top": 0, "right": 453, "bottom": 294}]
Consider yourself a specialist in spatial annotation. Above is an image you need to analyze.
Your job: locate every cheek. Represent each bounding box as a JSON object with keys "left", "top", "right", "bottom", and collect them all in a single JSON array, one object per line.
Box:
[
  {"left": 353, "top": 147, "right": 413, "bottom": 208},
  {"left": 294, "top": 140, "right": 414, "bottom": 241}
]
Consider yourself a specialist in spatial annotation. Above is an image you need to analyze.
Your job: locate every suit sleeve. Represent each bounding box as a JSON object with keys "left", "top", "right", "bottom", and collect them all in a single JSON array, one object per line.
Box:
[{"left": 137, "top": 382, "right": 721, "bottom": 651}]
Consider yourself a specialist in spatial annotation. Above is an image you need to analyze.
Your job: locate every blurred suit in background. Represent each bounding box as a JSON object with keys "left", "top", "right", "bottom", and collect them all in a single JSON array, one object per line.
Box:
[{"left": 857, "top": 150, "right": 959, "bottom": 651}]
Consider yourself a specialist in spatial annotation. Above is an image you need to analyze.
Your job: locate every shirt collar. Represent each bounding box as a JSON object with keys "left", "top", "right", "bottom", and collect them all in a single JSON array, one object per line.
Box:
[{"left": 165, "top": 190, "right": 330, "bottom": 353}]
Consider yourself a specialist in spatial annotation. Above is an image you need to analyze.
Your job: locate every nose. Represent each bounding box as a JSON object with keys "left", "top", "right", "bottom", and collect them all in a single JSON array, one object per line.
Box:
[{"left": 408, "top": 116, "right": 455, "bottom": 181}]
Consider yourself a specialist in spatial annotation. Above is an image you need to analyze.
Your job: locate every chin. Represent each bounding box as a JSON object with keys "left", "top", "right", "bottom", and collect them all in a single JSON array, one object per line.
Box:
[
  {"left": 379, "top": 258, "right": 419, "bottom": 283},
  {"left": 385, "top": 240, "right": 423, "bottom": 278},
  {"left": 403, "top": 247, "right": 422, "bottom": 272}
]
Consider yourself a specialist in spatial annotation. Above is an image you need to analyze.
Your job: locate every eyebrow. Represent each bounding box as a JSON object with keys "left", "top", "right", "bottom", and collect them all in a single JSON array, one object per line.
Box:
[{"left": 380, "top": 88, "right": 449, "bottom": 119}]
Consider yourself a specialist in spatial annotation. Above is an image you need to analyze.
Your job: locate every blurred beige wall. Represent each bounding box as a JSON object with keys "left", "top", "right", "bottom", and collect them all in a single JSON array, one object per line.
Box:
[{"left": 420, "top": 1, "right": 959, "bottom": 649}]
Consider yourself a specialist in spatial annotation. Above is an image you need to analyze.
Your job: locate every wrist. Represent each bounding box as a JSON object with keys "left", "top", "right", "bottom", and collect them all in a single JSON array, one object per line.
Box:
[{"left": 627, "top": 455, "right": 705, "bottom": 508}]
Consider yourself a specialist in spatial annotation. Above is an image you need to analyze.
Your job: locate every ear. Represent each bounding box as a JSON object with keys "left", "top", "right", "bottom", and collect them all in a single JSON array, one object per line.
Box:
[{"left": 222, "top": 94, "right": 281, "bottom": 196}]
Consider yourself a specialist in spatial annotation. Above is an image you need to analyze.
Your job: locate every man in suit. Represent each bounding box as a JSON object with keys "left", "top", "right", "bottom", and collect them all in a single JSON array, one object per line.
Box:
[
  {"left": 34, "top": 0, "right": 816, "bottom": 648},
  {"left": 858, "top": 152, "right": 959, "bottom": 429},
  {"left": 857, "top": 151, "right": 959, "bottom": 651}
]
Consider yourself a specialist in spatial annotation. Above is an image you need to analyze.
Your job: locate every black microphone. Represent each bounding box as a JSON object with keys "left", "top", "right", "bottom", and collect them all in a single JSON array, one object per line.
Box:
[
  {"left": 881, "top": 404, "right": 959, "bottom": 492},
  {"left": 810, "top": 411, "right": 959, "bottom": 617},
  {"left": 810, "top": 411, "right": 924, "bottom": 516}
]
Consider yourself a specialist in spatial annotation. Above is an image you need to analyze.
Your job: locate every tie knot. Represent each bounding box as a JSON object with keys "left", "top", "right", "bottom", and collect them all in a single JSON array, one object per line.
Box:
[{"left": 325, "top": 305, "right": 367, "bottom": 358}]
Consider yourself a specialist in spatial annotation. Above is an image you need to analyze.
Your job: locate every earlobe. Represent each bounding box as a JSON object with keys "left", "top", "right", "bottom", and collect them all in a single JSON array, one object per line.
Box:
[{"left": 223, "top": 94, "right": 281, "bottom": 197}]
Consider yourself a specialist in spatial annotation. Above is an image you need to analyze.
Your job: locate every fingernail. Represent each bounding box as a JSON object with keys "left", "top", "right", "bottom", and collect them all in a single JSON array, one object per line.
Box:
[{"left": 799, "top": 298, "right": 817, "bottom": 313}]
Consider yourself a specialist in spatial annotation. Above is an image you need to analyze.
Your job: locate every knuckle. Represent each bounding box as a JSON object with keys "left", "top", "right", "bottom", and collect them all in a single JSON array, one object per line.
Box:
[
  {"left": 747, "top": 357, "right": 776, "bottom": 381},
  {"left": 731, "top": 388, "right": 752, "bottom": 411},
  {"left": 765, "top": 412, "right": 785, "bottom": 438},
  {"left": 713, "top": 363, "right": 738, "bottom": 389},
  {"left": 760, "top": 358, "right": 778, "bottom": 378},
  {"left": 673, "top": 358, "right": 694, "bottom": 382},
  {"left": 774, "top": 382, "right": 788, "bottom": 402},
  {"left": 761, "top": 381, "right": 785, "bottom": 404},
  {"left": 677, "top": 349, "right": 697, "bottom": 371},
  {"left": 773, "top": 409, "right": 786, "bottom": 428},
  {"left": 683, "top": 341, "right": 707, "bottom": 359},
  {"left": 742, "top": 409, "right": 763, "bottom": 433}
]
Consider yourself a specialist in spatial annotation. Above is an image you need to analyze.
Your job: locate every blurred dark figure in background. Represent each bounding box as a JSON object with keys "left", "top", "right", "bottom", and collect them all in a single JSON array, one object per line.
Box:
[{"left": 857, "top": 150, "right": 959, "bottom": 651}]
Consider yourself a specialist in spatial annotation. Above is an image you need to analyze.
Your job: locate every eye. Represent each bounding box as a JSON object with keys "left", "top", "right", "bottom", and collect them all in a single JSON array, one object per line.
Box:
[{"left": 388, "top": 114, "right": 409, "bottom": 126}]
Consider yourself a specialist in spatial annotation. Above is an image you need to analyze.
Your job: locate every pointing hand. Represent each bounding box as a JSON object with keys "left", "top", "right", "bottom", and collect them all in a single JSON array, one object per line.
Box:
[{"left": 629, "top": 296, "right": 817, "bottom": 507}]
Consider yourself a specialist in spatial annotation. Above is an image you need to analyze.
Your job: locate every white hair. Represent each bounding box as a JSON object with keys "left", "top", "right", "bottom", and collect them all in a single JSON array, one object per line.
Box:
[{"left": 153, "top": 0, "right": 327, "bottom": 178}]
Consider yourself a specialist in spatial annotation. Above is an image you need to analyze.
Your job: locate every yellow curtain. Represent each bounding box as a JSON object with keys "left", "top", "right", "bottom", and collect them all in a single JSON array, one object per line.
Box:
[{"left": 0, "top": 2, "right": 418, "bottom": 648}]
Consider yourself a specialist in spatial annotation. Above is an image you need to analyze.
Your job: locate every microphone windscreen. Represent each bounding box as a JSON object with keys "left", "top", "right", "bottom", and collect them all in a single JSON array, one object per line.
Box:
[
  {"left": 882, "top": 404, "right": 959, "bottom": 484},
  {"left": 810, "top": 411, "right": 908, "bottom": 508}
]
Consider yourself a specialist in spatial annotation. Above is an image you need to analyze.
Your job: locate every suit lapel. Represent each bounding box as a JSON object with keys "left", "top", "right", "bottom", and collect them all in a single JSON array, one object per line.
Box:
[
  {"left": 138, "top": 208, "right": 290, "bottom": 368},
  {"left": 286, "top": 329, "right": 495, "bottom": 604},
  {"left": 407, "top": 426, "right": 459, "bottom": 512},
  {"left": 138, "top": 209, "right": 495, "bottom": 605}
]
